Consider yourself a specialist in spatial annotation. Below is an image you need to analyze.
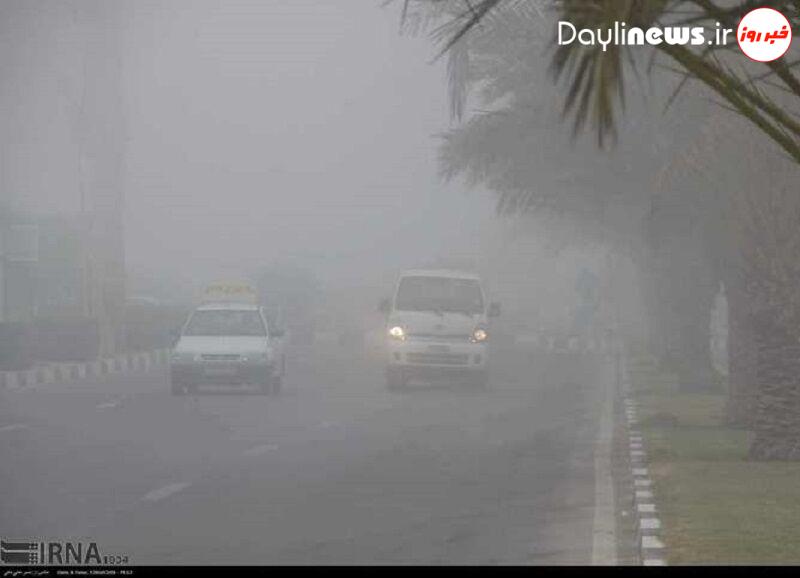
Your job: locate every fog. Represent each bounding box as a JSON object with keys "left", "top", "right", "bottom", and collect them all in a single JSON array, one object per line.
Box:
[
  {"left": 2, "top": 0, "right": 792, "bottom": 568},
  {"left": 3, "top": 0, "right": 501, "bottom": 300}
]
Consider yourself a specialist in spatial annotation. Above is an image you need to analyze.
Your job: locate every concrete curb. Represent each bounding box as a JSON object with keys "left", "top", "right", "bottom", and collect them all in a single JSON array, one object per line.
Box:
[
  {"left": 620, "top": 358, "right": 668, "bottom": 566},
  {"left": 1, "top": 349, "right": 170, "bottom": 391}
]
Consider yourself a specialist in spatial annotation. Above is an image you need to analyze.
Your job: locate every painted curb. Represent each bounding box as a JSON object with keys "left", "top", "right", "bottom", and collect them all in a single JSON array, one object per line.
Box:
[
  {"left": 621, "top": 359, "right": 668, "bottom": 566},
  {"left": 1, "top": 349, "right": 170, "bottom": 390}
]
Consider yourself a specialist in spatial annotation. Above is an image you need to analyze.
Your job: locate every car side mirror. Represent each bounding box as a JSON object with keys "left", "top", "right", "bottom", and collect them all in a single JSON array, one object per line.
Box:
[
  {"left": 169, "top": 329, "right": 181, "bottom": 347},
  {"left": 488, "top": 302, "right": 501, "bottom": 318},
  {"left": 378, "top": 298, "right": 391, "bottom": 314}
]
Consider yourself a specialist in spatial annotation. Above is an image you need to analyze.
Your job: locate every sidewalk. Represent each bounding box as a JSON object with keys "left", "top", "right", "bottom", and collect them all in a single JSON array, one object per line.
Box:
[{"left": 1, "top": 349, "right": 170, "bottom": 390}]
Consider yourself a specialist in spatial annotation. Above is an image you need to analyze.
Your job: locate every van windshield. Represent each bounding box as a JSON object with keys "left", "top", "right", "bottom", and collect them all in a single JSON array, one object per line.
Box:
[
  {"left": 183, "top": 310, "right": 266, "bottom": 337},
  {"left": 395, "top": 276, "right": 484, "bottom": 314}
]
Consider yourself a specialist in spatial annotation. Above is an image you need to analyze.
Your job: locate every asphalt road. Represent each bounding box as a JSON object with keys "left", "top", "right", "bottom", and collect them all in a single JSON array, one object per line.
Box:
[{"left": 0, "top": 341, "right": 612, "bottom": 565}]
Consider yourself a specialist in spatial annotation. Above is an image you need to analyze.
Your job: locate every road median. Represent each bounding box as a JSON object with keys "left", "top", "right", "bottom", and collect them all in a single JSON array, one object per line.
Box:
[{"left": 1, "top": 349, "right": 170, "bottom": 390}]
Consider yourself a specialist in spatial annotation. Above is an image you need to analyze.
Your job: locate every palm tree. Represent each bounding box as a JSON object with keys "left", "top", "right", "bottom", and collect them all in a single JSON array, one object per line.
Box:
[
  {"left": 402, "top": 0, "right": 727, "bottom": 391},
  {"left": 399, "top": 0, "right": 800, "bottom": 459}
]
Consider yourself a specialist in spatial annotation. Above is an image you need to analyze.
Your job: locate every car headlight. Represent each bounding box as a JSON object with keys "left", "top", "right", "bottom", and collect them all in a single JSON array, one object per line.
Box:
[
  {"left": 388, "top": 326, "right": 406, "bottom": 341},
  {"left": 472, "top": 328, "right": 488, "bottom": 343}
]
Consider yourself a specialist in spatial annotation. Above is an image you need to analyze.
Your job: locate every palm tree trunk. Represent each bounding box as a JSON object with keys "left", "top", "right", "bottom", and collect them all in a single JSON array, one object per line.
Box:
[
  {"left": 724, "top": 275, "right": 757, "bottom": 428},
  {"left": 748, "top": 310, "right": 800, "bottom": 461}
]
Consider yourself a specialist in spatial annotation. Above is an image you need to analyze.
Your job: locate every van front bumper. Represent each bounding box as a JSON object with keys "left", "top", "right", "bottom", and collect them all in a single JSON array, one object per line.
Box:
[{"left": 387, "top": 339, "right": 487, "bottom": 373}]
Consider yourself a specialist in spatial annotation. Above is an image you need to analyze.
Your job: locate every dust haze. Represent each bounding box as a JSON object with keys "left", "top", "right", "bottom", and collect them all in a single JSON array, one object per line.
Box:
[{"left": 2, "top": 0, "right": 778, "bottom": 567}]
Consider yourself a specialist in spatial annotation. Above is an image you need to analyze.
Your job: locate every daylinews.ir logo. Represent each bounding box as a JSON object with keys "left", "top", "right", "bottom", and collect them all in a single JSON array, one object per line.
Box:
[
  {"left": 0, "top": 540, "right": 129, "bottom": 566},
  {"left": 738, "top": 7, "right": 792, "bottom": 62},
  {"left": 558, "top": 6, "right": 793, "bottom": 62}
]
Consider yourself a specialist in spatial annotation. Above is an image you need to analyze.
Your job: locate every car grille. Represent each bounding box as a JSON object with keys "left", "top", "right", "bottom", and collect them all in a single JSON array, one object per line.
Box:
[
  {"left": 407, "top": 333, "right": 471, "bottom": 343},
  {"left": 200, "top": 354, "right": 242, "bottom": 361},
  {"left": 406, "top": 353, "right": 469, "bottom": 366}
]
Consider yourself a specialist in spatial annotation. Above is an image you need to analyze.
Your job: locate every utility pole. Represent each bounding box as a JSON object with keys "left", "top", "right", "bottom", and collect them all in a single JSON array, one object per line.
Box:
[{"left": 75, "top": 0, "right": 127, "bottom": 356}]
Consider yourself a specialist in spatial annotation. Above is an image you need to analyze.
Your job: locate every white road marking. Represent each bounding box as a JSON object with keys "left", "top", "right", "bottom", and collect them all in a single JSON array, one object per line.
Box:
[
  {"left": 243, "top": 444, "right": 279, "bottom": 457},
  {"left": 141, "top": 482, "right": 191, "bottom": 503},
  {"left": 0, "top": 424, "right": 28, "bottom": 433},
  {"left": 96, "top": 401, "right": 120, "bottom": 410}
]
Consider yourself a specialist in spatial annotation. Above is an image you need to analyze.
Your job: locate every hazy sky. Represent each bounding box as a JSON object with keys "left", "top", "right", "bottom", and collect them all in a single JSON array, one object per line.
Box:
[
  {"left": 0, "top": 0, "right": 495, "bottom": 296},
  {"left": 120, "top": 0, "right": 495, "bottom": 288},
  {"left": 0, "top": 0, "right": 646, "bottom": 328}
]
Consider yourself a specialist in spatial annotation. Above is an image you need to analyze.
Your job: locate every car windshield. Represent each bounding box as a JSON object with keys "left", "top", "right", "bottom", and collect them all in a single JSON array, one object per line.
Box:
[
  {"left": 183, "top": 309, "right": 266, "bottom": 337},
  {"left": 394, "top": 276, "right": 484, "bottom": 314}
]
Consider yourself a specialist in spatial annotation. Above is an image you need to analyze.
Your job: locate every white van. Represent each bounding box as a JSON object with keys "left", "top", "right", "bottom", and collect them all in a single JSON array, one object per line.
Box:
[{"left": 379, "top": 270, "right": 500, "bottom": 389}]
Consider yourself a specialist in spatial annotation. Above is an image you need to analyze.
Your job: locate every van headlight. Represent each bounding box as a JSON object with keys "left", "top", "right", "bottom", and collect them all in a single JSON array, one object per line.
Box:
[
  {"left": 472, "top": 328, "right": 488, "bottom": 343},
  {"left": 388, "top": 326, "right": 406, "bottom": 341}
]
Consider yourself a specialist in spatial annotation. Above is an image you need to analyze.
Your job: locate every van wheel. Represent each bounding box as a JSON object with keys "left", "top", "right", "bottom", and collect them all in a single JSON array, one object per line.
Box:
[{"left": 386, "top": 368, "right": 406, "bottom": 391}]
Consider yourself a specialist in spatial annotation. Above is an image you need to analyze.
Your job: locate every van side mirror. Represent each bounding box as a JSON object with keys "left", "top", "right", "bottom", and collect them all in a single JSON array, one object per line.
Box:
[
  {"left": 271, "top": 327, "right": 285, "bottom": 338},
  {"left": 488, "top": 302, "right": 501, "bottom": 318},
  {"left": 169, "top": 328, "right": 181, "bottom": 347},
  {"left": 378, "top": 298, "right": 391, "bottom": 314}
]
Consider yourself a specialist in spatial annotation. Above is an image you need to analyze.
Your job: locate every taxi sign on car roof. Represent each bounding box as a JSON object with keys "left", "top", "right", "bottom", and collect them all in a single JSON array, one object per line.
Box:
[{"left": 202, "top": 282, "right": 258, "bottom": 304}]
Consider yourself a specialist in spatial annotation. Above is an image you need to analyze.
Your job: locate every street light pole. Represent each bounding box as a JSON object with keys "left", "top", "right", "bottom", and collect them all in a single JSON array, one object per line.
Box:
[{"left": 76, "top": 0, "right": 127, "bottom": 356}]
